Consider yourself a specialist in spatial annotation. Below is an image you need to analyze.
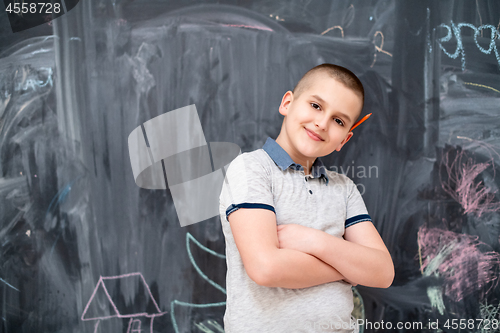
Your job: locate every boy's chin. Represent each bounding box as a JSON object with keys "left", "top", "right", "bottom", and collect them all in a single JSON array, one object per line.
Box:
[
  {"left": 298, "top": 148, "right": 323, "bottom": 159},
  {"left": 298, "top": 143, "right": 332, "bottom": 156}
]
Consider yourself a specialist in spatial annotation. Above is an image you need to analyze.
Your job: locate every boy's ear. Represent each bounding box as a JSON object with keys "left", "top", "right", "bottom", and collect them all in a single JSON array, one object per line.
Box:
[
  {"left": 335, "top": 131, "right": 354, "bottom": 151},
  {"left": 278, "top": 91, "right": 294, "bottom": 116}
]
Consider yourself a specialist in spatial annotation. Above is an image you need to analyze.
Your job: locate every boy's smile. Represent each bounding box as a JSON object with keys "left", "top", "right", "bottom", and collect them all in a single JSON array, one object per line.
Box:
[{"left": 275, "top": 73, "right": 363, "bottom": 175}]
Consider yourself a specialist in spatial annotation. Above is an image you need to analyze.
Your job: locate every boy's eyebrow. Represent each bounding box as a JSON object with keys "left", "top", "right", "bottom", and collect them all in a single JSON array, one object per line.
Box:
[{"left": 310, "top": 94, "right": 352, "bottom": 124}]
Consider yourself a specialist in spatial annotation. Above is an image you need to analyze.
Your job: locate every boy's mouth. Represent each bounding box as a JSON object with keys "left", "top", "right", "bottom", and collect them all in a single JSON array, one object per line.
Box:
[{"left": 305, "top": 128, "right": 324, "bottom": 141}]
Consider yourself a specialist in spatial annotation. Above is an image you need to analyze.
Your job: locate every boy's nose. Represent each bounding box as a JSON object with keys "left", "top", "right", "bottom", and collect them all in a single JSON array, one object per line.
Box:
[{"left": 314, "top": 115, "right": 329, "bottom": 130}]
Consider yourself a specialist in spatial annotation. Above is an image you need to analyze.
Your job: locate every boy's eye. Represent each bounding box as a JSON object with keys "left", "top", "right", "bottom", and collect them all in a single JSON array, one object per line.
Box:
[
  {"left": 334, "top": 118, "right": 344, "bottom": 126},
  {"left": 311, "top": 102, "right": 344, "bottom": 126}
]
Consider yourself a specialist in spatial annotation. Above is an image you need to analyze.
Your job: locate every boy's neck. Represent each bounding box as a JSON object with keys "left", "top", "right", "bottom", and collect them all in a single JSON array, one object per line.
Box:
[
  {"left": 301, "top": 162, "right": 314, "bottom": 175},
  {"left": 275, "top": 135, "right": 317, "bottom": 175}
]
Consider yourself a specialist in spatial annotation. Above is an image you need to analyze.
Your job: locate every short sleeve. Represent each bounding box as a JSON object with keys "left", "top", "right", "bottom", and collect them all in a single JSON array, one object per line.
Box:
[
  {"left": 219, "top": 152, "right": 275, "bottom": 222},
  {"left": 345, "top": 179, "right": 372, "bottom": 228}
]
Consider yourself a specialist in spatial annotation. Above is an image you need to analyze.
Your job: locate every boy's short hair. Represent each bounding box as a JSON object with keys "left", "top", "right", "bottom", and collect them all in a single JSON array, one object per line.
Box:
[{"left": 292, "top": 63, "right": 365, "bottom": 123}]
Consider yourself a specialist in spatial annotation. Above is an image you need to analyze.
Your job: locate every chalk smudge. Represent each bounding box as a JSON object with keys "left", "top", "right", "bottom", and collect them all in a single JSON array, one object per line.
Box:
[
  {"left": 439, "top": 146, "right": 500, "bottom": 218},
  {"left": 479, "top": 301, "right": 500, "bottom": 333},
  {"left": 194, "top": 319, "right": 225, "bottom": 332},
  {"left": 418, "top": 225, "right": 500, "bottom": 302},
  {"left": 426, "top": 286, "right": 445, "bottom": 315}
]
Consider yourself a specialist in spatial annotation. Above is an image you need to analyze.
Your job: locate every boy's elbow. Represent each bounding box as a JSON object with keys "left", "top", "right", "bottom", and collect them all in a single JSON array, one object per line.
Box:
[
  {"left": 377, "top": 257, "right": 395, "bottom": 288},
  {"left": 362, "top": 254, "right": 394, "bottom": 288},
  {"left": 249, "top": 270, "right": 274, "bottom": 287},
  {"left": 245, "top": 256, "right": 277, "bottom": 287},
  {"left": 377, "top": 270, "right": 394, "bottom": 289}
]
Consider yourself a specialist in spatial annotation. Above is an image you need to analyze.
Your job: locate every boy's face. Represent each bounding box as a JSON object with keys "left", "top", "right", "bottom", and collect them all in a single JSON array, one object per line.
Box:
[{"left": 276, "top": 74, "right": 363, "bottom": 170}]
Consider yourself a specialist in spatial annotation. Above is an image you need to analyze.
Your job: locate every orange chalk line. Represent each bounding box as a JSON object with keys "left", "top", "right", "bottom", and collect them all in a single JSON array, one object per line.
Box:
[
  {"left": 374, "top": 31, "right": 393, "bottom": 57},
  {"left": 371, "top": 31, "right": 393, "bottom": 68},
  {"left": 321, "top": 25, "right": 344, "bottom": 38}
]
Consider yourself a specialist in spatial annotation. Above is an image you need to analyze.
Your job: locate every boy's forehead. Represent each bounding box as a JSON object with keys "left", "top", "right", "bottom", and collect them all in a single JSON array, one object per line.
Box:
[
  {"left": 299, "top": 75, "right": 343, "bottom": 98},
  {"left": 297, "top": 73, "right": 363, "bottom": 121},
  {"left": 307, "top": 72, "right": 339, "bottom": 89}
]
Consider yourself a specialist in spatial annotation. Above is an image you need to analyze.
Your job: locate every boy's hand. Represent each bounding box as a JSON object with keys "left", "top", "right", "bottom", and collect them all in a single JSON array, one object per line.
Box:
[{"left": 276, "top": 224, "right": 320, "bottom": 254}]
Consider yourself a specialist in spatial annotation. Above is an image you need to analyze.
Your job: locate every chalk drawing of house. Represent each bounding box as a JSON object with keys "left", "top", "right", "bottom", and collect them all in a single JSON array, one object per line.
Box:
[{"left": 81, "top": 272, "right": 166, "bottom": 333}]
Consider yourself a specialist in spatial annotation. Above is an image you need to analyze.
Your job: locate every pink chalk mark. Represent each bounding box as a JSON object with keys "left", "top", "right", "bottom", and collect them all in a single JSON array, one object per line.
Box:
[
  {"left": 418, "top": 226, "right": 500, "bottom": 302},
  {"left": 81, "top": 272, "right": 167, "bottom": 333},
  {"left": 439, "top": 147, "right": 500, "bottom": 217},
  {"left": 127, "top": 318, "right": 142, "bottom": 333}
]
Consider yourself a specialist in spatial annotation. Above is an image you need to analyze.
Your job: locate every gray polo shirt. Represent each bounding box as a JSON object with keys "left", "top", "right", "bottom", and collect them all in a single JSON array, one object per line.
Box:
[{"left": 219, "top": 137, "right": 372, "bottom": 333}]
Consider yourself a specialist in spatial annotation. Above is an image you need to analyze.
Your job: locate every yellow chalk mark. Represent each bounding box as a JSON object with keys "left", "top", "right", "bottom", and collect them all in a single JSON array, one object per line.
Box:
[
  {"left": 321, "top": 25, "right": 344, "bottom": 38},
  {"left": 463, "top": 82, "right": 500, "bottom": 94}
]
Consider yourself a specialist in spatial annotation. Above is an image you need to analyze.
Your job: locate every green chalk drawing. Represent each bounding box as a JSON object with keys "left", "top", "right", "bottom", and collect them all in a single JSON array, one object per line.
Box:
[
  {"left": 479, "top": 301, "right": 500, "bottom": 333},
  {"left": 427, "top": 286, "right": 446, "bottom": 315},
  {"left": 422, "top": 239, "right": 459, "bottom": 276},
  {"left": 171, "top": 232, "right": 227, "bottom": 333},
  {"left": 194, "top": 319, "right": 225, "bottom": 333}
]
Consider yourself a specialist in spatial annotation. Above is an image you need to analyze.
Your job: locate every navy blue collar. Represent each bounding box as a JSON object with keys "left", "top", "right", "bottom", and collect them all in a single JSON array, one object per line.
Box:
[{"left": 262, "top": 137, "right": 329, "bottom": 185}]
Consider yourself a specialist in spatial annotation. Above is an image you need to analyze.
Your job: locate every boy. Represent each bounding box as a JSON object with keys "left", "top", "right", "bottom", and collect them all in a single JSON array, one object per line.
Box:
[{"left": 219, "top": 64, "right": 394, "bottom": 332}]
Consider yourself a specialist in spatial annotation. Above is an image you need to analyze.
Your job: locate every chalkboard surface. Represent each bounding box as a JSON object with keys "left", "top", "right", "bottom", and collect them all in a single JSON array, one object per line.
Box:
[{"left": 1, "top": 1, "right": 500, "bottom": 332}]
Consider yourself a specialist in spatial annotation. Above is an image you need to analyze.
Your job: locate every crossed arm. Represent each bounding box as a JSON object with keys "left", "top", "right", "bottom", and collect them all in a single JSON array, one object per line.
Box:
[{"left": 228, "top": 208, "right": 394, "bottom": 289}]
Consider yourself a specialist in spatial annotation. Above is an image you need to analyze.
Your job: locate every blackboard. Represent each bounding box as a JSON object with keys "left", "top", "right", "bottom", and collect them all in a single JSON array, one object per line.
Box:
[{"left": 1, "top": 0, "right": 500, "bottom": 332}]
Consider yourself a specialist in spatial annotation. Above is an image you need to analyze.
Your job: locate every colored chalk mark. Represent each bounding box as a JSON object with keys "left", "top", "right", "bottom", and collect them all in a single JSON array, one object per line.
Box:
[
  {"left": 463, "top": 82, "right": 500, "bottom": 94},
  {"left": 194, "top": 319, "right": 225, "bottom": 333},
  {"left": 186, "top": 233, "right": 226, "bottom": 295},
  {"left": 426, "top": 286, "right": 445, "bottom": 315},
  {"left": 371, "top": 31, "right": 392, "bottom": 68},
  {"left": 170, "top": 300, "right": 226, "bottom": 333},
  {"left": 435, "top": 21, "right": 500, "bottom": 70},
  {"left": 439, "top": 147, "right": 500, "bottom": 218},
  {"left": 455, "top": 137, "right": 500, "bottom": 177},
  {"left": 479, "top": 301, "right": 500, "bottom": 333},
  {"left": 171, "top": 232, "right": 226, "bottom": 333},
  {"left": 321, "top": 25, "right": 344, "bottom": 38},
  {"left": 81, "top": 272, "right": 167, "bottom": 333},
  {"left": 418, "top": 226, "right": 500, "bottom": 302},
  {"left": 46, "top": 178, "right": 80, "bottom": 218}
]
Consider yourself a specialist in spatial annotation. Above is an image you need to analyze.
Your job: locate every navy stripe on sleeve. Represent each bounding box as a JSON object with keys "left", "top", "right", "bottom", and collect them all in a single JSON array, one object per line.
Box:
[
  {"left": 225, "top": 203, "right": 276, "bottom": 221},
  {"left": 345, "top": 214, "right": 372, "bottom": 228}
]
